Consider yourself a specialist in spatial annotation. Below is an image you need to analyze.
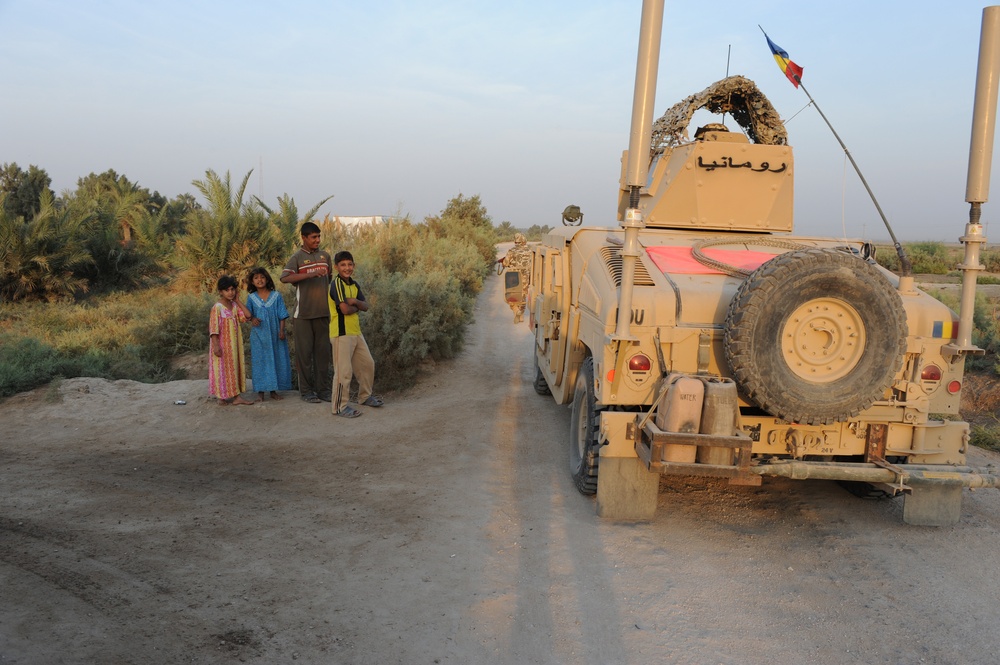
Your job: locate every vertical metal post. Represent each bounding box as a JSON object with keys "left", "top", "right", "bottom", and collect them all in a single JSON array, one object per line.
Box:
[
  {"left": 614, "top": 0, "right": 664, "bottom": 343},
  {"left": 953, "top": 6, "right": 1000, "bottom": 354}
]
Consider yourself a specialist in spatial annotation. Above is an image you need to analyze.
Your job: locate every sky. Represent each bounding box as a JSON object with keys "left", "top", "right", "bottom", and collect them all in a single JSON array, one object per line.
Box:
[{"left": 2, "top": 0, "right": 999, "bottom": 241}]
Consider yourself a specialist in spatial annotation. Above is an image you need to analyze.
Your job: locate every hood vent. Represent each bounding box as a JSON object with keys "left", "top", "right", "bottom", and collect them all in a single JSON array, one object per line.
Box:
[{"left": 600, "top": 246, "right": 656, "bottom": 287}]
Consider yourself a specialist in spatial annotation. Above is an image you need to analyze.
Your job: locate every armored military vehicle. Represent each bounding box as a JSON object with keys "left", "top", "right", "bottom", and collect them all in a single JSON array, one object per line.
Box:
[{"left": 520, "top": 2, "right": 1000, "bottom": 525}]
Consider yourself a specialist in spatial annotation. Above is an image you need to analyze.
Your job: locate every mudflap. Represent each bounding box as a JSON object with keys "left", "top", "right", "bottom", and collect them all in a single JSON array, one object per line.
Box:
[
  {"left": 903, "top": 481, "right": 964, "bottom": 527},
  {"left": 596, "top": 457, "right": 659, "bottom": 521}
]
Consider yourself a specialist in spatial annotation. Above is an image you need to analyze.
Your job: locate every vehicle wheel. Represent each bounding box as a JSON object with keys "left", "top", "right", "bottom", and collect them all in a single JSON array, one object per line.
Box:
[
  {"left": 569, "top": 357, "right": 600, "bottom": 494},
  {"left": 724, "top": 248, "right": 907, "bottom": 425},
  {"left": 533, "top": 354, "right": 551, "bottom": 396}
]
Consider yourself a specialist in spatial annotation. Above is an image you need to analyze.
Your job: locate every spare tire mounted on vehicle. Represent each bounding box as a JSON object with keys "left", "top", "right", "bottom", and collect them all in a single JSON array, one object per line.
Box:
[{"left": 724, "top": 248, "right": 907, "bottom": 425}]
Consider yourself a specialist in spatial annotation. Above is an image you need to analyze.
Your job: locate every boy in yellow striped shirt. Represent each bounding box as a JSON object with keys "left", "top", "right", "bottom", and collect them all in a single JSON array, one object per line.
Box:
[{"left": 328, "top": 251, "right": 383, "bottom": 417}]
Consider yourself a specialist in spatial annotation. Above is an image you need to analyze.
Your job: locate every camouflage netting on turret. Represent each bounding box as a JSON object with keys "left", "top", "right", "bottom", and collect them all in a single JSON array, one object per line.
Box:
[{"left": 650, "top": 75, "right": 788, "bottom": 160}]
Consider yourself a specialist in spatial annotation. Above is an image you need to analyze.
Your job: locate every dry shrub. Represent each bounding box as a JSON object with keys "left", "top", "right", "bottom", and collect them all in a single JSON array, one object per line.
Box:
[
  {"left": 962, "top": 371, "right": 1000, "bottom": 415},
  {"left": 957, "top": 372, "right": 1000, "bottom": 451}
]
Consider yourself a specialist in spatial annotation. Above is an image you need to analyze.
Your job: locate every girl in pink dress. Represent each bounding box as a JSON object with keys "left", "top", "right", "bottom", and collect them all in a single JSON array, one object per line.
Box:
[{"left": 208, "top": 275, "right": 253, "bottom": 406}]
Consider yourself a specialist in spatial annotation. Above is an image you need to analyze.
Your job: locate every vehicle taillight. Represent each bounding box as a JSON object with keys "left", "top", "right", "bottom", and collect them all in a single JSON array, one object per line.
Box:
[
  {"left": 921, "top": 364, "right": 942, "bottom": 381},
  {"left": 628, "top": 354, "right": 652, "bottom": 372},
  {"left": 947, "top": 380, "right": 962, "bottom": 394}
]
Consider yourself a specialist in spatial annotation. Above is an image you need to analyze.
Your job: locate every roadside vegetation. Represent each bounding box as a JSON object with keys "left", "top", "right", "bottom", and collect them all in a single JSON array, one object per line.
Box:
[
  {"left": 0, "top": 161, "right": 512, "bottom": 397},
  {"left": 874, "top": 241, "right": 1000, "bottom": 276}
]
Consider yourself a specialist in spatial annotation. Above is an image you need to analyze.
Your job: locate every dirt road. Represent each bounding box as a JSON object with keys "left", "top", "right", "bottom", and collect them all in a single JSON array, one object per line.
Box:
[{"left": 3, "top": 272, "right": 1000, "bottom": 664}]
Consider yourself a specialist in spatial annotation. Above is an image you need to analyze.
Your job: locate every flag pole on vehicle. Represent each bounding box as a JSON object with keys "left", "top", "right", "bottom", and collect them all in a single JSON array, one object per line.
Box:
[{"left": 760, "top": 26, "right": 913, "bottom": 278}]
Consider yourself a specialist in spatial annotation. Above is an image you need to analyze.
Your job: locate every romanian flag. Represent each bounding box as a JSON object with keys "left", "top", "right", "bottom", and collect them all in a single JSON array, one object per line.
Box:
[{"left": 764, "top": 32, "right": 804, "bottom": 88}]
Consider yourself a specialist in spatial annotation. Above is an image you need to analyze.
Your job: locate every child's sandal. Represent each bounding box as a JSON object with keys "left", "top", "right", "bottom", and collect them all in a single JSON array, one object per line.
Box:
[{"left": 337, "top": 406, "right": 362, "bottom": 418}]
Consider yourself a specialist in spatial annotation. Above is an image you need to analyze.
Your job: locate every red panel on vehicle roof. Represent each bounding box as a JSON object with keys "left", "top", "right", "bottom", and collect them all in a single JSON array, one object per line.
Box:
[{"left": 645, "top": 246, "right": 780, "bottom": 275}]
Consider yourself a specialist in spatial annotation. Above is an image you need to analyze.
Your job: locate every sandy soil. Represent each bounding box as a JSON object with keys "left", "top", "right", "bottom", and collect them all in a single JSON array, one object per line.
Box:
[{"left": 3, "top": 273, "right": 1000, "bottom": 665}]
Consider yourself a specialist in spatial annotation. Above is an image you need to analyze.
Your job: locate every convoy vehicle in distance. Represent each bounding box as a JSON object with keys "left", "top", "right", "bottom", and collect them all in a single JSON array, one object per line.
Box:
[{"left": 517, "top": 2, "right": 1000, "bottom": 525}]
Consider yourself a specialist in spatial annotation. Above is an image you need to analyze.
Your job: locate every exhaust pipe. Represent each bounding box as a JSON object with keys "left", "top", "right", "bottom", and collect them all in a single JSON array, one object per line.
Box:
[{"left": 950, "top": 5, "right": 1000, "bottom": 357}]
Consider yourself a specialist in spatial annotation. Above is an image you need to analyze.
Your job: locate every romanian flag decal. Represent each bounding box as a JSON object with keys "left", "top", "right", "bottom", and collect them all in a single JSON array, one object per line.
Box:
[
  {"left": 932, "top": 320, "right": 959, "bottom": 339},
  {"left": 763, "top": 32, "right": 804, "bottom": 88}
]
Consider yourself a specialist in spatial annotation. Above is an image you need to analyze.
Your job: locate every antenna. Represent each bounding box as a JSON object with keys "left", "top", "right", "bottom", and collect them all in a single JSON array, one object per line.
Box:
[{"left": 723, "top": 44, "right": 732, "bottom": 127}]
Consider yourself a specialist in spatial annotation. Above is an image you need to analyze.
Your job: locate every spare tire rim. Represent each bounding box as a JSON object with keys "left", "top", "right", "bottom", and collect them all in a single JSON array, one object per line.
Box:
[{"left": 781, "top": 297, "right": 866, "bottom": 382}]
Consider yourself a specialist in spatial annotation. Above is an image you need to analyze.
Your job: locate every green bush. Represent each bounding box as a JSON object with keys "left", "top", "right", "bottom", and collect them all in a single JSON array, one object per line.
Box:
[
  {"left": 0, "top": 337, "right": 157, "bottom": 397},
  {"left": 908, "top": 242, "right": 954, "bottom": 274},
  {"left": 362, "top": 270, "right": 474, "bottom": 389},
  {"left": 418, "top": 236, "right": 486, "bottom": 297},
  {"left": 0, "top": 191, "right": 92, "bottom": 301},
  {"left": 314, "top": 197, "right": 494, "bottom": 392},
  {"left": 351, "top": 225, "right": 490, "bottom": 390},
  {"left": 982, "top": 249, "right": 1000, "bottom": 273},
  {"left": 875, "top": 242, "right": 958, "bottom": 275},
  {"left": 0, "top": 289, "right": 214, "bottom": 397},
  {"left": 873, "top": 245, "right": 900, "bottom": 272},
  {"left": 0, "top": 337, "right": 61, "bottom": 396},
  {"left": 493, "top": 220, "right": 553, "bottom": 243},
  {"left": 424, "top": 194, "right": 497, "bottom": 273}
]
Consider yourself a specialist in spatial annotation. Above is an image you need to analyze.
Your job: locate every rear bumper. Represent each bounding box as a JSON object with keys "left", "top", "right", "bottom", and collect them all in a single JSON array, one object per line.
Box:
[{"left": 631, "top": 418, "right": 1000, "bottom": 492}]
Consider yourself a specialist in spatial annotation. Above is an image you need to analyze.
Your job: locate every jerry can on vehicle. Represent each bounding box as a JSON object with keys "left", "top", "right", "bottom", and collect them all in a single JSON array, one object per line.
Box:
[{"left": 654, "top": 373, "right": 703, "bottom": 463}]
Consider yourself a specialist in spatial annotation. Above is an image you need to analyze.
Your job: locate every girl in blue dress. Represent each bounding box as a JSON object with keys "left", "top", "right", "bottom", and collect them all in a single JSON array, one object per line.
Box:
[{"left": 246, "top": 267, "right": 293, "bottom": 401}]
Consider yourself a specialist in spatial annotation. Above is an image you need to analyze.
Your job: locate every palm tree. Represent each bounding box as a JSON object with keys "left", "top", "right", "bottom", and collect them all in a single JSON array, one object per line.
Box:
[
  {"left": 59, "top": 170, "right": 168, "bottom": 291},
  {"left": 254, "top": 192, "right": 333, "bottom": 253},
  {"left": 177, "top": 169, "right": 287, "bottom": 291},
  {"left": 0, "top": 191, "right": 92, "bottom": 301},
  {"left": 107, "top": 178, "right": 148, "bottom": 245}
]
